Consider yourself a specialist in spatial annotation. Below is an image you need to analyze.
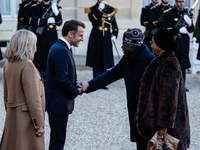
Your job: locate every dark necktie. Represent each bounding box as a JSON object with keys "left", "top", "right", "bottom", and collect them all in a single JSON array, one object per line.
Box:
[{"left": 69, "top": 48, "right": 72, "bottom": 54}]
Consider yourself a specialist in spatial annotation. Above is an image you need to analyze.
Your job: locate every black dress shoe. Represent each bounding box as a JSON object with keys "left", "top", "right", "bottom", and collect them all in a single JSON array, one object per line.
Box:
[
  {"left": 186, "top": 88, "right": 189, "bottom": 92},
  {"left": 101, "top": 86, "right": 108, "bottom": 90}
]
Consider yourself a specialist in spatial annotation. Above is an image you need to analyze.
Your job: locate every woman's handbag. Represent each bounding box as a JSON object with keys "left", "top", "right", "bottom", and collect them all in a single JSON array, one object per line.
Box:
[{"left": 147, "top": 131, "right": 180, "bottom": 150}]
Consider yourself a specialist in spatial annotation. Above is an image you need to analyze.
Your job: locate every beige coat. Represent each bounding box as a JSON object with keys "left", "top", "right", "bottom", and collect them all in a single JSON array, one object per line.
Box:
[{"left": 0, "top": 60, "right": 45, "bottom": 150}]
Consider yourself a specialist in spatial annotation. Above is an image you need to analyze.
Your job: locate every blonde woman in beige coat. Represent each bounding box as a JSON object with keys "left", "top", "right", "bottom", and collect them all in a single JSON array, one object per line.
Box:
[{"left": 0, "top": 29, "right": 45, "bottom": 150}]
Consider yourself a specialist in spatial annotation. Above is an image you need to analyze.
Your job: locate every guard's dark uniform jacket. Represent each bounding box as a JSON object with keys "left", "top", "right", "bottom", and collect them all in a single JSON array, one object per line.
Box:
[
  {"left": 86, "top": 3, "right": 119, "bottom": 69},
  {"left": 140, "top": 3, "right": 154, "bottom": 30},
  {"left": 23, "top": 1, "right": 38, "bottom": 30},
  {"left": 17, "top": 0, "right": 32, "bottom": 30},
  {"left": 140, "top": 3, "right": 156, "bottom": 51},
  {"left": 0, "top": 13, "right": 2, "bottom": 24},
  {"left": 163, "top": 6, "right": 194, "bottom": 69},
  {"left": 150, "top": 3, "right": 171, "bottom": 30},
  {"left": 31, "top": 2, "right": 62, "bottom": 69}
]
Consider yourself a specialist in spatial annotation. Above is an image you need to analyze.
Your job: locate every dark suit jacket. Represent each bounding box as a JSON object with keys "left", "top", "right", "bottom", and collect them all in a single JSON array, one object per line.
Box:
[
  {"left": 86, "top": 44, "right": 155, "bottom": 142},
  {"left": 45, "top": 39, "right": 79, "bottom": 114}
]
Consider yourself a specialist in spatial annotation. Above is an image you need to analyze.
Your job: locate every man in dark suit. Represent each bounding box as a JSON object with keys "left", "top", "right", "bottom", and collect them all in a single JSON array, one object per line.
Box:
[
  {"left": 45, "top": 20, "right": 86, "bottom": 150},
  {"left": 84, "top": 29, "right": 155, "bottom": 150},
  {"left": 85, "top": 0, "right": 119, "bottom": 88}
]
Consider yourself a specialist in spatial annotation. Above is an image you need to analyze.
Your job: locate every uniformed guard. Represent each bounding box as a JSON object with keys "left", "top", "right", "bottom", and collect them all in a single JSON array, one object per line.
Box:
[
  {"left": 140, "top": 0, "right": 159, "bottom": 51},
  {"left": 149, "top": 0, "right": 171, "bottom": 35},
  {"left": 163, "top": 0, "right": 194, "bottom": 92},
  {"left": 85, "top": 0, "right": 119, "bottom": 89},
  {"left": 17, "top": 0, "right": 42, "bottom": 30},
  {"left": 31, "top": 0, "right": 62, "bottom": 84},
  {"left": 24, "top": 0, "right": 43, "bottom": 32},
  {"left": 17, "top": 0, "right": 32, "bottom": 30}
]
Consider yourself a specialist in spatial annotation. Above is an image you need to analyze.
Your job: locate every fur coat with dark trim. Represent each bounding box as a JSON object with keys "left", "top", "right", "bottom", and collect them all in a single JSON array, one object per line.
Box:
[{"left": 135, "top": 51, "right": 190, "bottom": 150}]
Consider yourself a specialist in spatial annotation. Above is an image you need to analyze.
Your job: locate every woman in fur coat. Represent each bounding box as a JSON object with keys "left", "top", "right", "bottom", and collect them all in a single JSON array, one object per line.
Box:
[{"left": 135, "top": 28, "right": 190, "bottom": 150}]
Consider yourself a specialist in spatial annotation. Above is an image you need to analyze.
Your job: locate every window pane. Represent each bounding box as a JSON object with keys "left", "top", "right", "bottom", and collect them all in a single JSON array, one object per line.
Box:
[
  {"left": 143, "top": 0, "right": 151, "bottom": 6},
  {"left": 0, "top": 0, "right": 10, "bottom": 15},
  {"left": 184, "top": 0, "right": 190, "bottom": 7},
  {"left": 16, "top": 0, "right": 21, "bottom": 15}
]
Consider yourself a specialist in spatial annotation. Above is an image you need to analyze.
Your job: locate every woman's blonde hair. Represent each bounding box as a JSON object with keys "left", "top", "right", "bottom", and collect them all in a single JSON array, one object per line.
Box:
[{"left": 5, "top": 29, "right": 37, "bottom": 62}]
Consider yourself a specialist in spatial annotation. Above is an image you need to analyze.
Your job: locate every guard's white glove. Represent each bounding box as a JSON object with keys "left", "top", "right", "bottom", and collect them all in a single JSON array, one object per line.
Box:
[
  {"left": 98, "top": 2, "right": 105, "bottom": 11},
  {"left": 179, "top": 26, "right": 188, "bottom": 34},
  {"left": 183, "top": 14, "right": 192, "bottom": 27},
  {"left": 47, "top": 17, "right": 55, "bottom": 24},
  {"left": 111, "top": 35, "right": 116, "bottom": 42},
  {"left": 51, "top": 3, "right": 59, "bottom": 16}
]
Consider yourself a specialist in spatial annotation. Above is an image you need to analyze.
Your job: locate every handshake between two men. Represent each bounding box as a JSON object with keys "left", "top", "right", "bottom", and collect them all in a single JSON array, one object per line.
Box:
[{"left": 76, "top": 81, "right": 89, "bottom": 95}]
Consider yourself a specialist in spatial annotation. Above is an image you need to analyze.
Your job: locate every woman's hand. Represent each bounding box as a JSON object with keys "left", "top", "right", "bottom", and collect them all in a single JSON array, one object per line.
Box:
[
  {"left": 158, "top": 127, "right": 167, "bottom": 138},
  {"left": 35, "top": 127, "right": 45, "bottom": 137}
]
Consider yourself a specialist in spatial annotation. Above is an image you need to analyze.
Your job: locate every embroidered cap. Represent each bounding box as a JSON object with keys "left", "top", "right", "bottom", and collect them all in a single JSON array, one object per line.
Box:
[{"left": 123, "top": 28, "right": 145, "bottom": 46}]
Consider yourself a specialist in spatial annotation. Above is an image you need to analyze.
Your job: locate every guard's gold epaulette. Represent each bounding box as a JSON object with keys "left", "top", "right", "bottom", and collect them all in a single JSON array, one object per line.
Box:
[
  {"left": 85, "top": 4, "right": 96, "bottom": 14},
  {"left": 142, "top": 5, "right": 147, "bottom": 9},
  {"left": 164, "top": 8, "right": 172, "bottom": 13},
  {"left": 114, "top": 8, "right": 118, "bottom": 14},
  {"left": 84, "top": 7, "right": 91, "bottom": 14},
  {"left": 150, "top": 5, "right": 156, "bottom": 10}
]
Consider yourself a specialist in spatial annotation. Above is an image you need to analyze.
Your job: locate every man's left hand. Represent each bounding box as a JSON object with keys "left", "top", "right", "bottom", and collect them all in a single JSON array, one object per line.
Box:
[{"left": 76, "top": 81, "right": 89, "bottom": 94}]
